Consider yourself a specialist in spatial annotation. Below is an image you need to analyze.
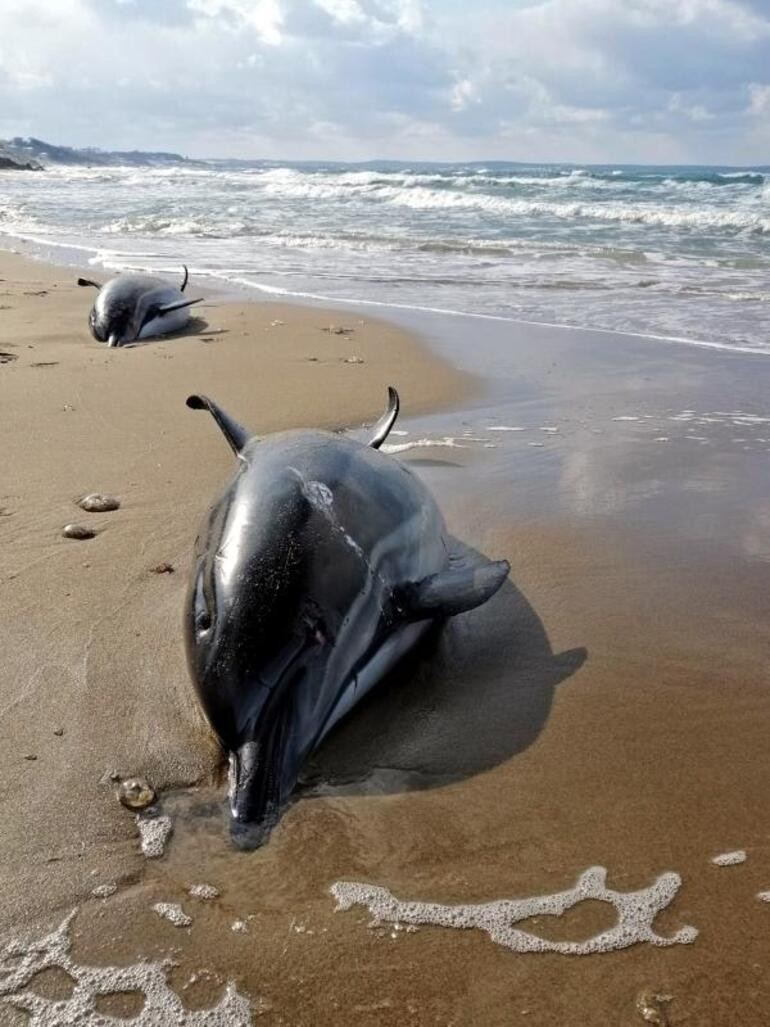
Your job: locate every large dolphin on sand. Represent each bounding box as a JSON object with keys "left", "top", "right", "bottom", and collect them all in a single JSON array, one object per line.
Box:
[
  {"left": 77, "top": 266, "right": 202, "bottom": 347},
  {"left": 185, "top": 387, "right": 510, "bottom": 847}
]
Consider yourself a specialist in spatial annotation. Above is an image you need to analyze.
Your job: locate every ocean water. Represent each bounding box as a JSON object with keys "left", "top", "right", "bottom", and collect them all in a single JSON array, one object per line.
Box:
[{"left": 1, "top": 159, "right": 768, "bottom": 353}]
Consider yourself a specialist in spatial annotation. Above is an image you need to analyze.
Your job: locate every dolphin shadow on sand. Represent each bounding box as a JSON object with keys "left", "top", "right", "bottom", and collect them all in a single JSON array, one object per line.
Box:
[{"left": 301, "top": 544, "right": 587, "bottom": 797}]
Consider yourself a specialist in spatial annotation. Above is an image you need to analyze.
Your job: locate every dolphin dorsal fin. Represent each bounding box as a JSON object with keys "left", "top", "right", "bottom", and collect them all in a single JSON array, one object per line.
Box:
[
  {"left": 181, "top": 265, "right": 189, "bottom": 292},
  {"left": 368, "top": 386, "right": 400, "bottom": 449},
  {"left": 395, "top": 557, "right": 509, "bottom": 622},
  {"left": 77, "top": 277, "right": 101, "bottom": 289},
  {"left": 186, "top": 394, "right": 253, "bottom": 456}
]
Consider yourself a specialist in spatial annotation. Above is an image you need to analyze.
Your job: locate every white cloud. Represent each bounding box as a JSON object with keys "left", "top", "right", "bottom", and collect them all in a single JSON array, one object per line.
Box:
[{"left": 0, "top": 0, "right": 767, "bottom": 161}]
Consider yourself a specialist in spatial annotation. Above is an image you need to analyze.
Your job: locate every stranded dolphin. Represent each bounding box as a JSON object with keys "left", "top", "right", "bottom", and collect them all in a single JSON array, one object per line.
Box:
[
  {"left": 77, "top": 266, "right": 202, "bottom": 347},
  {"left": 184, "top": 386, "right": 510, "bottom": 847}
]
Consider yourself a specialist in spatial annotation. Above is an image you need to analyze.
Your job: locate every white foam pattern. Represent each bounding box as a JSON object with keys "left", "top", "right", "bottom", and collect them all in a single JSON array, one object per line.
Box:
[
  {"left": 331, "top": 866, "right": 697, "bottom": 955},
  {"left": 136, "top": 814, "right": 172, "bottom": 858},
  {"left": 0, "top": 911, "right": 252, "bottom": 1025}
]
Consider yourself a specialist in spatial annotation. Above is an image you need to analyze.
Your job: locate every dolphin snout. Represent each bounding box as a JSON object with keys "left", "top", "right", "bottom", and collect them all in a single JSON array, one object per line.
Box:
[{"left": 227, "top": 707, "right": 298, "bottom": 849}]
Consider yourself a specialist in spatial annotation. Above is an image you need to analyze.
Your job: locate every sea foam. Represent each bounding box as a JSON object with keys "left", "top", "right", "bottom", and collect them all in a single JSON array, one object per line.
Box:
[
  {"left": 331, "top": 866, "right": 697, "bottom": 955},
  {"left": 0, "top": 911, "right": 252, "bottom": 1025}
]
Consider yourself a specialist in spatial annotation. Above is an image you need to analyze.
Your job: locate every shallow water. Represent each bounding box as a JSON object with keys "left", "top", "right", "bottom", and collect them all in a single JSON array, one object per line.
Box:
[{"left": 2, "top": 159, "right": 770, "bottom": 353}]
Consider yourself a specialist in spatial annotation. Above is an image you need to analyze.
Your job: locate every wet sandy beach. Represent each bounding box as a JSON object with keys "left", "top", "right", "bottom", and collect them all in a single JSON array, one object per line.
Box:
[{"left": 1, "top": 248, "right": 770, "bottom": 1026}]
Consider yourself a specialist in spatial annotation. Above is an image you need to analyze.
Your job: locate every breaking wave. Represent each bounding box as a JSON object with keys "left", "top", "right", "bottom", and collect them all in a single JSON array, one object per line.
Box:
[{"left": 1, "top": 156, "right": 768, "bottom": 352}]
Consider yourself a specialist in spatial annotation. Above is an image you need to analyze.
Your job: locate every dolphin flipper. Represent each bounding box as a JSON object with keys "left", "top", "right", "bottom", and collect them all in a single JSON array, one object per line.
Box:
[
  {"left": 158, "top": 296, "right": 203, "bottom": 315},
  {"left": 368, "top": 386, "right": 400, "bottom": 449},
  {"left": 77, "top": 277, "right": 101, "bottom": 289},
  {"left": 396, "top": 556, "right": 510, "bottom": 621},
  {"left": 186, "top": 394, "right": 253, "bottom": 456}
]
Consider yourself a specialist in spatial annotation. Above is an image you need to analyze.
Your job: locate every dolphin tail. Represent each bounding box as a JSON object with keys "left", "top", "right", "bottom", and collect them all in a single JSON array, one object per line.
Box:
[
  {"left": 77, "top": 277, "right": 101, "bottom": 289},
  {"left": 186, "top": 394, "right": 252, "bottom": 455},
  {"left": 181, "top": 265, "right": 189, "bottom": 292},
  {"left": 395, "top": 556, "right": 510, "bottom": 621},
  {"left": 368, "top": 386, "right": 400, "bottom": 449},
  {"left": 158, "top": 296, "right": 203, "bottom": 315}
]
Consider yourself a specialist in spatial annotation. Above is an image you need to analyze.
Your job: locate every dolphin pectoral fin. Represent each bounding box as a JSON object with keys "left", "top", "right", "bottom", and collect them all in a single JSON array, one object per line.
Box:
[
  {"left": 186, "top": 394, "right": 253, "bottom": 455},
  {"left": 396, "top": 558, "right": 510, "bottom": 621},
  {"left": 181, "top": 265, "right": 189, "bottom": 292},
  {"left": 368, "top": 386, "right": 400, "bottom": 449},
  {"left": 77, "top": 277, "right": 101, "bottom": 289},
  {"left": 157, "top": 296, "right": 203, "bottom": 315}
]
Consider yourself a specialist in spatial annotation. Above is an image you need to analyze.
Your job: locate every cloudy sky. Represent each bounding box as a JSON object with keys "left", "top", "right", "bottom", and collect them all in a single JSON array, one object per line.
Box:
[{"left": 0, "top": 0, "right": 768, "bottom": 163}]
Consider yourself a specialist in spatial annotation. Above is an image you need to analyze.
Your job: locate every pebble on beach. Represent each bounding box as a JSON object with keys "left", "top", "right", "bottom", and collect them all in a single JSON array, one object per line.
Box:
[
  {"left": 62, "top": 524, "right": 96, "bottom": 540},
  {"left": 118, "top": 777, "right": 156, "bottom": 810},
  {"left": 78, "top": 493, "right": 120, "bottom": 513},
  {"left": 636, "top": 988, "right": 672, "bottom": 1025}
]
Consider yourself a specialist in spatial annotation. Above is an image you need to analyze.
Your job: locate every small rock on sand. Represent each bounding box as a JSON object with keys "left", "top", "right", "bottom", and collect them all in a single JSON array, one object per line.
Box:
[
  {"left": 78, "top": 493, "right": 120, "bottom": 513},
  {"left": 118, "top": 777, "right": 156, "bottom": 810},
  {"left": 636, "top": 989, "right": 672, "bottom": 1025},
  {"left": 62, "top": 524, "right": 96, "bottom": 540}
]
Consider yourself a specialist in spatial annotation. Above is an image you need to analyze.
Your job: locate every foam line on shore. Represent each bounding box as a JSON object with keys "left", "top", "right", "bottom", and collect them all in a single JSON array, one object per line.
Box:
[{"left": 2, "top": 235, "right": 769, "bottom": 358}]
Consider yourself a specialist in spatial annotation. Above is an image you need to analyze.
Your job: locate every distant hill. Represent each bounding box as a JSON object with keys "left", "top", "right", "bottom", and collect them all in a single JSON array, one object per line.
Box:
[
  {"left": 0, "top": 142, "right": 43, "bottom": 171},
  {"left": 0, "top": 137, "right": 196, "bottom": 168}
]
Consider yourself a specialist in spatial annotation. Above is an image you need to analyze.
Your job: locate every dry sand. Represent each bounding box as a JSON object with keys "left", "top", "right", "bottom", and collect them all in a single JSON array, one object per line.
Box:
[{"left": 2, "top": 249, "right": 770, "bottom": 1027}]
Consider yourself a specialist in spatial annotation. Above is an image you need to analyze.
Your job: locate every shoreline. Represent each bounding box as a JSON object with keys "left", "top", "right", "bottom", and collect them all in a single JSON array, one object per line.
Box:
[
  {"left": 4, "top": 232, "right": 770, "bottom": 360},
  {"left": 2, "top": 245, "right": 770, "bottom": 1025}
]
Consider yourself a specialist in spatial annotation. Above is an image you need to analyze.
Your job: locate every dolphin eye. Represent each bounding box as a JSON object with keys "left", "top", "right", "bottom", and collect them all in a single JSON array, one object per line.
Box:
[
  {"left": 306, "top": 615, "right": 331, "bottom": 647},
  {"left": 196, "top": 609, "right": 212, "bottom": 633}
]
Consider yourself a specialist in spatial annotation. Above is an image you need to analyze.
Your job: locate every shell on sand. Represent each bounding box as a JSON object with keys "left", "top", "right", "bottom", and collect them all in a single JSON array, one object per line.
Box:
[
  {"left": 78, "top": 493, "right": 120, "bottom": 513},
  {"left": 118, "top": 777, "right": 156, "bottom": 810}
]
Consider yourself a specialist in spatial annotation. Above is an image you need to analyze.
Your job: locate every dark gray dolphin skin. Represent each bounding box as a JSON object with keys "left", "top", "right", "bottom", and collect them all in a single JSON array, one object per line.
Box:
[
  {"left": 77, "top": 266, "right": 202, "bottom": 347},
  {"left": 185, "top": 387, "right": 509, "bottom": 847}
]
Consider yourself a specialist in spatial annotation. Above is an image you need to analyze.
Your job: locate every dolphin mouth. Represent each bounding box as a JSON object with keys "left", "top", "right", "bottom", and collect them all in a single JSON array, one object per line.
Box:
[
  {"left": 107, "top": 333, "right": 121, "bottom": 348},
  {"left": 228, "top": 700, "right": 297, "bottom": 850}
]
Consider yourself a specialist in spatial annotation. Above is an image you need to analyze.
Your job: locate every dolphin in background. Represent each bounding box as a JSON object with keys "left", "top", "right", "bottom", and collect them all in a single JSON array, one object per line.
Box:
[
  {"left": 185, "top": 386, "right": 510, "bottom": 848},
  {"left": 77, "top": 266, "right": 202, "bottom": 347}
]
